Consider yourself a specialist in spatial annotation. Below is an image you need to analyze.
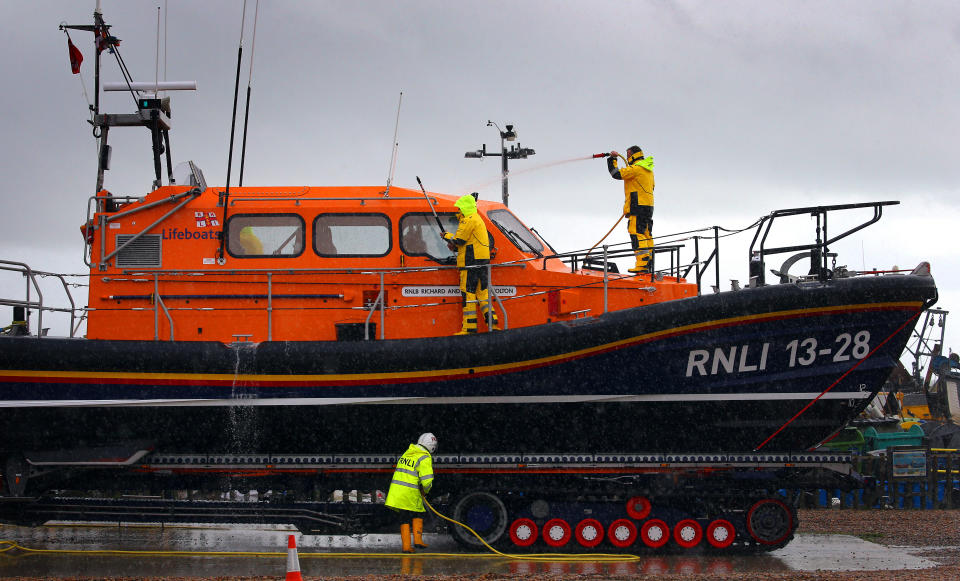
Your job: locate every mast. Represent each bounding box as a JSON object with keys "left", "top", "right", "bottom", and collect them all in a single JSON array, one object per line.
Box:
[{"left": 61, "top": 7, "right": 194, "bottom": 195}]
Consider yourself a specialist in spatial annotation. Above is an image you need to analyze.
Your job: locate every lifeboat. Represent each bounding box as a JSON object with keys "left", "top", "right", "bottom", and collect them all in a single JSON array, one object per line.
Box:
[
  {"left": 0, "top": 174, "right": 938, "bottom": 458},
  {"left": 0, "top": 11, "right": 939, "bottom": 489}
]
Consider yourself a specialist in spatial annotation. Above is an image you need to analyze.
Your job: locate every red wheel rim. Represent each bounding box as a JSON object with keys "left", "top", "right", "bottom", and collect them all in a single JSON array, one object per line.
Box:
[
  {"left": 673, "top": 518, "right": 703, "bottom": 548},
  {"left": 706, "top": 519, "right": 736, "bottom": 548},
  {"left": 625, "top": 495, "right": 651, "bottom": 520},
  {"left": 607, "top": 518, "right": 638, "bottom": 548},
  {"left": 509, "top": 518, "right": 538, "bottom": 547},
  {"left": 542, "top": 518, "right": 571, "bottom": 547},
  {"left": 640, "top": 518, "right": 670, "bottom": 548},
  {"left": 574, "top": 518, "right": 604, "bottom": 548},
  {"left": 746, "top": 499, "right": 793, "bottom": 546}
]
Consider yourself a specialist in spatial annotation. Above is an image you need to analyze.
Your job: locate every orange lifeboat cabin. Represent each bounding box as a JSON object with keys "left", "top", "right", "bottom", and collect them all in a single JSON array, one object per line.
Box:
[{"left": 85, "top": 184, "right": 697, "bottom": 343}]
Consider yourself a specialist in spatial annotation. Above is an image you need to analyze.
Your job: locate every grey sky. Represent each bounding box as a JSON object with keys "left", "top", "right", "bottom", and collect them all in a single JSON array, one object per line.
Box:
[{"left": 1, "top": 1, "right": 958, "bottom": 353}]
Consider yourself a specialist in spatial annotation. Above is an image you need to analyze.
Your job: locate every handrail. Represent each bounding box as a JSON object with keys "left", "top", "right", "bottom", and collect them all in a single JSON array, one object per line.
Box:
[
  {"left": 364, "top": 272, "right": 386, "bottom": 340},
  {"left": 108, "top": 252, "right": 690, "bottom": 342},
  {"left": 683, "top": 229, "right": 721, "bottom": 295},
  {"left": 82, "top": 194, "right": 143, "bottom": 267},
  {"left": 602, "top": 246, "right": 609, "bottom": 313},
  {"left": 749, "top": 201, "right": 898, "bottom": 285},
  {"left": 97, "top": 189, "right": 202, "bottom": 271},
  {"left": 101, "top": 261, "right": 655, "bottom": 341},
  {"left": 486, "top": 263, "right": 508, "bottom": 331},
  {"left": 85, "top": 188, "right": 199, "bottom": 269},
  {"left": 0, "top": 261, "right": 83, "bottom": 338},
  {"left": 153, "top": 274, "right": 174, "bottom": 341},
  {"left": 267, "top": 273, "right": 273, "bottom": 341},
  {"left": 228, "top": 195, "right": 440, "bottom": 206},
  {"left": 119, "top": 262, "right": 525, "bottom": 275}
]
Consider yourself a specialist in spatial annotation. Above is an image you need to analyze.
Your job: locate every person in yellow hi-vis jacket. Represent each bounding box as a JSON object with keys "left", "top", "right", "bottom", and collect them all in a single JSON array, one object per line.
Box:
[
  {"left": 385, "top": 433, "right": 437, "bottom": 553},
  {"left": 443, "top": 194, "right": 498, "bottom": 334},
  {"left": 608, "top": 146, "right": 655, "bottom": 273}
]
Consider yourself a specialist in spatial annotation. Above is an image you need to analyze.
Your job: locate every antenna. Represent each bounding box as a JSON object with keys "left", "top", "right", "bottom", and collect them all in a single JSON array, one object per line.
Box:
[
  {"left": 155, "top": 6, "right": 160, "bottom": 93},
  {"left": 219, "top": 0, "right": 248, "bottom": 262},
  {"left": 163, "top": 0, "right": 168, "bottom": 83},
  {"left": 238, "top": 0, "right": 260, "bottom": 187},
  {"left": 384, "top": 91, "right": 403, "bottom": 197}
]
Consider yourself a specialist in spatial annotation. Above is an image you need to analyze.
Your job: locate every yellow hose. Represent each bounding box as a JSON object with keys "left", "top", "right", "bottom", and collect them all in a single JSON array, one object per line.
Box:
[{"left": 583, "top": 214, "right": 625, "bottom": 261}]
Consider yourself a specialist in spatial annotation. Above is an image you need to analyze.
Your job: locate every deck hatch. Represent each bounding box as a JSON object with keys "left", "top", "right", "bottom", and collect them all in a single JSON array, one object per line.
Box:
[{"left": 115, "top": 234, "right": 162, "bottom": 267}]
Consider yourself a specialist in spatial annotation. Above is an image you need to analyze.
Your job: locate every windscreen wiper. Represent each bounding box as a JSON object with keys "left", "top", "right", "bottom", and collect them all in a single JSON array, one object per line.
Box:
[
  {"left": 530, "top": 227, "right": 557, "bottom": 254},
  {"left": 505, "top": 228, "right": 543, "bottom": 257},
  {"left": 424, "top": 254, "right": 456, "bottom": 265}
]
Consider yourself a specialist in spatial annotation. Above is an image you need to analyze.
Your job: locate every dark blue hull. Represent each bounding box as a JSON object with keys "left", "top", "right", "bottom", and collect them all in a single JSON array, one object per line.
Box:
[{"left": 0, "top": 273, "right": 936, "bottom": 455}]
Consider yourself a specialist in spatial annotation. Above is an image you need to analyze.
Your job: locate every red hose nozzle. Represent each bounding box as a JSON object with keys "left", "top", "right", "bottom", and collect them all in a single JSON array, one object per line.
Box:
[{"left": 592, "top": 153, "right": 610, "bottom": 158}]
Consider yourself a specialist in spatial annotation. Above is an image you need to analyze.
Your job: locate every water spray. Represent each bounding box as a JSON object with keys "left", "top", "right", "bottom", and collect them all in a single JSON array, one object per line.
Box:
[{"left": 452, "top": 152, "right": 624, "bottom": 196}]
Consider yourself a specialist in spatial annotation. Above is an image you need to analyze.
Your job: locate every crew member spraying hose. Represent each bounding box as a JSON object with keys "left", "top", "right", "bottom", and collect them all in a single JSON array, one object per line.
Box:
[
  {"left": 385, "top": 433, "right": 437, "bottom": 553},
  {"left": 606, "top": 146, "right": 655, "bottom": 274}
]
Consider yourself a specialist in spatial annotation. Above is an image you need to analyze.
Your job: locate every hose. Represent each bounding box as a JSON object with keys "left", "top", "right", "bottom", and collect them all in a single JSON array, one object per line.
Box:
[{"left": 583, "top": 215, "right": 625, "bottom": 262}]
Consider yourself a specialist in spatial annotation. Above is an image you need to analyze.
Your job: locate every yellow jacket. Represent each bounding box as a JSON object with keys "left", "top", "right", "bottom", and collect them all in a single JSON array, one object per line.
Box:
[
  {"left": 385, "top": 443, "right": 435, "bottom": 512},
  {"left": 609, "top": 153, "right": 655, "bottom": 214},
  {"left": 446, "top": 195, "right": 491, "bottom": 265}
]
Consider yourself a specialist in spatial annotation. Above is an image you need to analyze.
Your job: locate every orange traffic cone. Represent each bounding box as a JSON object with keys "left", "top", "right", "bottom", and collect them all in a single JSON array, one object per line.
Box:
[{"left": 286, "top": 534, "right": 303, "bottom": 581}]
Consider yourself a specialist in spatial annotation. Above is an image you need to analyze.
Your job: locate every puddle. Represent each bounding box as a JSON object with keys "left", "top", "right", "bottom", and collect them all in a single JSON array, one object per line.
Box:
[{"left": 0, "top": 523, "right": 940, "bottom": 577}]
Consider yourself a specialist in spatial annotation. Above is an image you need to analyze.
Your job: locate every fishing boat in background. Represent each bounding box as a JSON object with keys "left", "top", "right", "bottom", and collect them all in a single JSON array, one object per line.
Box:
[
  {"left": 825, "top": 308, "right": 960, "bottom": 454},
  {"left": 0, "top": 8, "right": 938, "bottom": 497}
]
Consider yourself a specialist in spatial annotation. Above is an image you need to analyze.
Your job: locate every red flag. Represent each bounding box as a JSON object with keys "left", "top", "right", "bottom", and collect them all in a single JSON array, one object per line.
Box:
[{"left": 67, "top": 37, "right": 83, "bottom": 74}]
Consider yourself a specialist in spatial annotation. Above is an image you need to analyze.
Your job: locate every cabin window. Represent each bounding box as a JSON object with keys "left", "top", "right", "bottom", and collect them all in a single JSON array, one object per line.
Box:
[
  {"left": 314, "top": 213, "right": 391, "bottom": 257},
  {"left": 488, "top": 209, "right": 544, "bottom": 254},
  {"left": 226, "top": 214, "right": 305, "bottom": 258},
  {"left": 400, "top": 213, "right": 458, "bottom": 261}
]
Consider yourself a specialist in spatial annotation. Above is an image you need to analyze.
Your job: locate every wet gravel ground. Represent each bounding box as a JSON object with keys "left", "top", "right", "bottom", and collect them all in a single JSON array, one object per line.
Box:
[{"left": 2, "top": 509, "right": 958, "bottom": 580}]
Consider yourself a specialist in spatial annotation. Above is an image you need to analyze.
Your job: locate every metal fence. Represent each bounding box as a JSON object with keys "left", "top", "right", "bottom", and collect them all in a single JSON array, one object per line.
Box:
[{"left": 790, "top": 448, "right": 960, "bottom": 509}]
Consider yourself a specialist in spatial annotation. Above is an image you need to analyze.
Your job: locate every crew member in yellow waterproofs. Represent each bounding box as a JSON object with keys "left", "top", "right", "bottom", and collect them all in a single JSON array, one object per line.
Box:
[
  {"left": 443, "top": 194, "right": 499, "bottom": 335},
  {"left": 608, "top": 146, "right": 655, "bottom": 273},
  {"left": 385, "top": 433, "right": 437, "bottom": 553}
]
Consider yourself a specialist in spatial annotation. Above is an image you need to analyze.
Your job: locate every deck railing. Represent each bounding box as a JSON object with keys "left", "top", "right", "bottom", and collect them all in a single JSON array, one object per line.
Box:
[
  {"left": 0, "top": 261, "right": 81, "bottom": 338},
  {"left": 1, "top": 200, "right": 909, "bottom": 341}
]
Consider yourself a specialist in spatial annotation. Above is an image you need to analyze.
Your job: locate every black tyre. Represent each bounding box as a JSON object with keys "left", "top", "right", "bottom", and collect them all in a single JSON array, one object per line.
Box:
[
  {"left": 746, "top": 498, "right": 796, "bottom": 550},
  {"left": 449, "top": 491, "right": 509, "bottom": 549}
]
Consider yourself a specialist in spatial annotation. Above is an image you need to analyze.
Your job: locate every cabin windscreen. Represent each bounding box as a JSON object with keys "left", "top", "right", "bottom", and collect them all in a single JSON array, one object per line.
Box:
[
  {"left": 314, "top": 213, "right": 392, "bottom": 257},
  {"left": 488, "top": 209, "right": 544, "bottom": 254},
  {"left": 400, "top": 213, "right": 458, "bottom": 261},
  {"left": 226, "top": 214, "right": 305, "bottom": 258}
]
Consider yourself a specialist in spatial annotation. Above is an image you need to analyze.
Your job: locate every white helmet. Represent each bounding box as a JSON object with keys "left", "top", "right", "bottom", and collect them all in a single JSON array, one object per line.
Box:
[{"left": 417, "top": 432, "right": 438, "bottom": 453}]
